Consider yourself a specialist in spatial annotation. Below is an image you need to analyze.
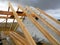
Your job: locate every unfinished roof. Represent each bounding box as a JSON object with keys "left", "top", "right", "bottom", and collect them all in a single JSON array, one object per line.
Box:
[{"left": 0, "top": 2, "right": 60, "bottom": 45}]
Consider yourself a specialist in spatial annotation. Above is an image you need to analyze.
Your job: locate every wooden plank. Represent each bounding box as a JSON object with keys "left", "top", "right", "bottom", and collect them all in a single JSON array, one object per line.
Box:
[
  {"left": 10, "top": 32, "right": 28, "bottom": 45},
  {"left": 37, "top": 8, "right": 60, "bottom": 24},
  {"left": 18, "top": 5, "right": 60, "bottom": 45},
  {"left": 0, "top": 11, "right": 36, "bottom": 19},
  {"left": 10, "top": 32, "right": 25, "bottom": 45},
  {"left": 9, "top": 34, "right": 22, "bottom": 45},
  {"left": 0, "top": 16, "right": 25, "bottom": 19},
  {"left": 0, "top": 11, "right": 35, "bottom": 19},
  {"left": 3, "top": 31, "right": 12, "bottom": 35},
  {"left": 9, "top": 3, "right": 36, "bottom": 45},
  {"left": 0, "top": 11, "right": 26, "bottom": 16},
  {"left": 0, "top": 16, "right": 13, "bottom": 18},
  {"left": 27, "top": 7, "right": 60, "bottom": 36},
  {"left": 13, "top": 32, "right": 26, "bottom": 42}
]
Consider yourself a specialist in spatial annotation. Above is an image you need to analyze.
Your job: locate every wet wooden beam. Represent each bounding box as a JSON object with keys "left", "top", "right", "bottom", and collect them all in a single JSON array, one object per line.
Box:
[
  {"left": 18, "top": 5, "right": 60, "bottom": 45},
  {"left": 9, "top": 3, "right": 36, "bottom": 45}
]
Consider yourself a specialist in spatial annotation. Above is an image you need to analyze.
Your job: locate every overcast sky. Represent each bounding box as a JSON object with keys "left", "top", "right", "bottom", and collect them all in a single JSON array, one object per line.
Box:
[
  {"left": 8, "top": 0, "right": 60, "bottom": 10},
  {"left": 0, "top": 0, "right": 60, "bottom": 10},
  {"left": 0, "top": 0, "right": 60, "bottom": 19}
]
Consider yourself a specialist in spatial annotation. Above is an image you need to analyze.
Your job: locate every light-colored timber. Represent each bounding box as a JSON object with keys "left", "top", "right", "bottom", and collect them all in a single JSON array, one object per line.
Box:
[
  {"left": 26, "top": 6, "right": 60, "bottom": 36},
  {"left": 0, "top": 2, "right": 60, "bottom": 45},
  {"left": 18, "top": 5, "right": 60, "bottom": 45},
  {"left": 9, "top": 2, "right": 36, "bottom": 45},
  {"left": 37, "top": 8, "right": 60, "bottom": 24}
]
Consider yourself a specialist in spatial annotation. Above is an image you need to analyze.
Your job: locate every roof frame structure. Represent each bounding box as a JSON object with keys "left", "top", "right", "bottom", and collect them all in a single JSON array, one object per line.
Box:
[{"left": 0, "top": 2, "right": 60, "bottom": 45}]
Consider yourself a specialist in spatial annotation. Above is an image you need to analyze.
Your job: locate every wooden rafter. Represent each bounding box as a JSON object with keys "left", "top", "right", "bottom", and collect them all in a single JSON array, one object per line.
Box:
[
  {"left": 37, "top": 8, "right": 60, "bottom": 24},
  {"left": 9, "top": 33, "right": 22, "bottom": 45},
  {"left": 27, "top": 6, "right": 60, "bottom": 36},
  {"left": 10, "top": 32, "right": 27, "bottom": 45},
  {"left": 9, "top": 2, "right": 36, "bottom": 45},
  {"left": 18, "top": 5, "right": 60, "bottom": 45},
  {"left": 10, "top": 32, "right": 28, "bottom": 45},
  {"left": 0, "top": 2, "right": 60, "bottom": 45}
]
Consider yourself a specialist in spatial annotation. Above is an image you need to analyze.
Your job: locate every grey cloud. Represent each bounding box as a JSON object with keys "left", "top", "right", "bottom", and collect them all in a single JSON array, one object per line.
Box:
[{"left": 0, "top": 0, "right": 60, "bottom": 10}]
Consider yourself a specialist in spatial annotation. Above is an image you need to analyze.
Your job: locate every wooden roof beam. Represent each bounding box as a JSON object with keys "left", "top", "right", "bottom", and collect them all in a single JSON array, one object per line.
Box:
[
  {"left": 26, "top": 6, "right": 60, "bottom": 36},
  {"left": 0, "top": 11, "right": 26, "bottom": 16},
  {"left": 37, "top": 8, "right": 60, "bottom": 24},
  {"left": 9, "top": 2, "right": 36, "bottom": 45},
  {"left": 18, "top": 5, "right": 60, "bottom": 45},
  {"left": 12, "top": 32, "right": 28, "bottom": 45},
  {"left": 9, "top": 34, "right": 22, "bottom": 45},
  {"left": 10, "top": 32, "right": 27, "bottom": 45},
  {"left": 0, "top": 10, "right": 36, "bottom": 18}
]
